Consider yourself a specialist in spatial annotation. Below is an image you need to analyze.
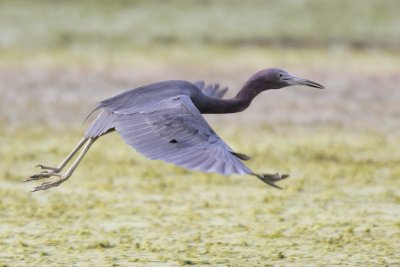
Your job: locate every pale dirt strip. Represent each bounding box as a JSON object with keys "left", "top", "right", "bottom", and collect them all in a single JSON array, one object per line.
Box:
[{"left": 1, "top": 67, "right": 399, "bottom": 132}]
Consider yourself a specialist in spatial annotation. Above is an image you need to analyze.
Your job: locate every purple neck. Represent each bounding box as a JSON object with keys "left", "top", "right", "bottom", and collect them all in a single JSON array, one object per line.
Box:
[{"left": 195, "top": 82, "right": 264, "bottom": 114}]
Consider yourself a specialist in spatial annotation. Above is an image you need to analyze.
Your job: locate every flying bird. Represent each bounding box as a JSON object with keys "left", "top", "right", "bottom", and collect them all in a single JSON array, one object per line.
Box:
[{"left": 26, "top": 68, "right": 324, "bottom": 191}]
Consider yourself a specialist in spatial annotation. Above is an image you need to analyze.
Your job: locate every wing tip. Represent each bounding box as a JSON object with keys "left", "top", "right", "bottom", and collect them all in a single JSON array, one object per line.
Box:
[
  {"left": 252, "top": 173, "right": 290, "bottom": 189},
  {"left": 230, "top": 151, "right": 251, "bottom": 161}
]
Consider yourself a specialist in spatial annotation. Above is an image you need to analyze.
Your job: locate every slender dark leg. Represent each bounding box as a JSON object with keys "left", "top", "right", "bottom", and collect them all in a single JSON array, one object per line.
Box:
[{"left": 29, "top": 137, "right": 97, "bottom": 192}]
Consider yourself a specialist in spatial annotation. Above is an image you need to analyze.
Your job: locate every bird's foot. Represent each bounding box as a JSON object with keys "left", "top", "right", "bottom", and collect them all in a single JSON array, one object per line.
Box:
[
  {"left": 30, "top": 176, "right": 69, "bottom": 192},
  {"left": 25, "top": 164, "right": 71, "bottom": 191},
  {"left": 25, "top": 163, "right": 63, "bottom": 182},
  {"left": 35, "top": 164, "right": 61, "bottom": 172},
  {"left": 24, "top": 170, "right": 62, "bottom": 182},
  {"left": 254, "top": 173, "right": 289, "bottom": 189}
]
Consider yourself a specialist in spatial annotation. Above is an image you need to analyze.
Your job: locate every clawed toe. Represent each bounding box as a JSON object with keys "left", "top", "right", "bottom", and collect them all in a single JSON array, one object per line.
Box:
[
  {"left": 36, "top": 164, "right": 60, "bottom": 172},
  {"left": 24, "top": 171, "right": 62, "bottom": 182},
  {"left": 25, "top": 138, "right": 95, "bottom": 192},
  {"left": 31, "top": 177, "right": 68, "bottom": 192},
  {"left": 27, "top": 163, "right": 69, "bottom": 191},
  {"left": 254, "top": 173, "right": 290, "bottom": 189}
]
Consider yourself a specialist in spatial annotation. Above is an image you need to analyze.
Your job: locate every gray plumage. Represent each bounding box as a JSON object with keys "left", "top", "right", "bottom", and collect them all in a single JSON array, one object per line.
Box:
[
  {"left": 27, "top": 68, "right": 324, "bottom": 191},
  {"left": 85, "top": 81, "right": 251, "bottom": 176}
]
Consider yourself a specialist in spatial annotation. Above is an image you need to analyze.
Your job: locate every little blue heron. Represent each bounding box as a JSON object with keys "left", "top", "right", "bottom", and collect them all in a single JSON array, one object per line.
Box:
[{"left": 26, "top": 68, "right": 324, "bottom": 191}]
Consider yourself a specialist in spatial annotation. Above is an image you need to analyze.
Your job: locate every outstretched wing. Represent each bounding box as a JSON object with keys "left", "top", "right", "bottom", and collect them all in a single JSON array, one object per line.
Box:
[
  {"left": 111, "top": 95, "right": 251, "bottom": 176},
  {"left": 194, "top": 81, "right": 229, "bottom": 99}
]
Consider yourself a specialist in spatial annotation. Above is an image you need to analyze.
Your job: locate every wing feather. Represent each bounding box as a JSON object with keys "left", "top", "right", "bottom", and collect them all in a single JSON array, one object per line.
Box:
[
  {"left": 111, "top": 95, "right": 252, "bottom": 176},
  {"left": 194, "top": 81, "right": 229, "bottom": 99}
]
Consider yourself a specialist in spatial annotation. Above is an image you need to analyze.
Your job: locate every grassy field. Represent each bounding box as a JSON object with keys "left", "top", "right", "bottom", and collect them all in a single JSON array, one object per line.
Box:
[
  {"left": 1, "top": 0, "right": 400, "bottom": 266},
  {"left": 5, "top": 97, "right": 399, "bottom": 265},
  {"left": 1, "top": 125, "right": 399, "bottom": 266},
  {"left": 1, "top": 0, "right": 400, "bottom": 50}
]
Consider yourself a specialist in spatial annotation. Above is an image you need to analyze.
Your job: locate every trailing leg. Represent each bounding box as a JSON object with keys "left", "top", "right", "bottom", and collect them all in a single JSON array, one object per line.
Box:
[
  {"left": 25, "top": 137, "right": 89, "bottom": 182},
  {"left": 29, "top": 137, "right": 97, "bottom": 191}
]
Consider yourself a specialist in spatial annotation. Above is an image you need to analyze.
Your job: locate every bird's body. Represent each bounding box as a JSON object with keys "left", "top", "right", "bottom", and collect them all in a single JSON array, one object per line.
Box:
[
  {"left": 85, "top": 80, "right": 253, "bottom": 177},
  {"left": 27, "top": 68, "right": 324, "bottom": 191}
]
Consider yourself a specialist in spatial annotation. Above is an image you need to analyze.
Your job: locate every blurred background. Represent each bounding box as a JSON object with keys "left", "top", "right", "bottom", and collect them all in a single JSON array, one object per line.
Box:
[
  {"left": 1, "top": 0, "right": 399, "bottom": 129},
  {"left": 1, "top": 0, "right": 399, "bottom": 265}
]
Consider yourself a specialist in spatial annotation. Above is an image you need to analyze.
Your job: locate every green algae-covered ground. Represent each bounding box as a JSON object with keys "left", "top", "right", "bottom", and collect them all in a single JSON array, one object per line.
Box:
[{"left": 1, "top": 125, "right": 399, "bottom": 266}]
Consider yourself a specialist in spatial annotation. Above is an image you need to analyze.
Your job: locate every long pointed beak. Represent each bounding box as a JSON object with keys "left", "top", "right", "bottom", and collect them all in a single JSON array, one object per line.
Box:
[{"left": 284, "top": 75, "right": 325, "bottom": 89}]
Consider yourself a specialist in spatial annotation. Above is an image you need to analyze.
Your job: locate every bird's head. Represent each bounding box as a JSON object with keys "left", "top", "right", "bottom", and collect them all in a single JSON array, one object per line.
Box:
[{"left": 246, "top": 68, "right": 324, "bottom": 91}]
